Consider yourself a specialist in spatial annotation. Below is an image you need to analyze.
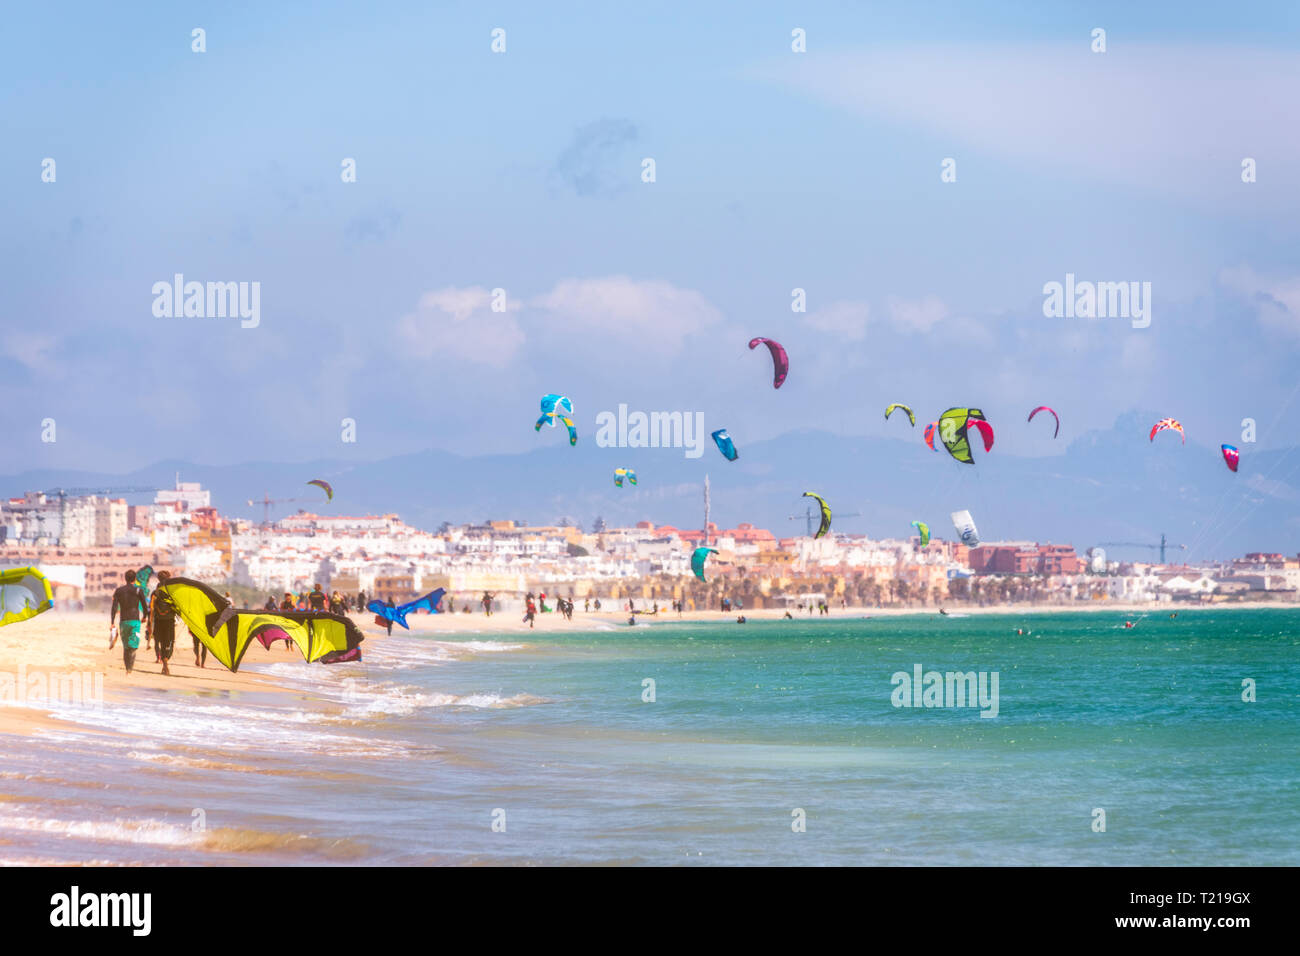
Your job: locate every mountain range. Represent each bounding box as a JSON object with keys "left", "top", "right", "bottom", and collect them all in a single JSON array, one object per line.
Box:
[{"left": 3, "top": 411, "right": 1295, "bottom": 562}]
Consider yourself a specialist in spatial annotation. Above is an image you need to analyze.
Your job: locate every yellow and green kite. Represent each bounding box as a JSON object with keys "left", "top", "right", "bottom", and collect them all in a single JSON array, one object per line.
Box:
[
  {"left": 0, "top": 567, "right": 54, "bottom": 628},
  {"left": 153, "top": 577, "right": 363, "bottom": 672}
]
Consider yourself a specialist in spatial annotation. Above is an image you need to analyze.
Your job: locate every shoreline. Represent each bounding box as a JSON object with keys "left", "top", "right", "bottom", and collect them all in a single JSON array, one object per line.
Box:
[
  {"left": 0, "top": 611, "right": 382, "bottom": 738},
  {"left": 3, "top": 600, "right": 1295, "bottom": 737},
  {"left": 396, "top": 599, "right": 1300, "bottom": 633}
]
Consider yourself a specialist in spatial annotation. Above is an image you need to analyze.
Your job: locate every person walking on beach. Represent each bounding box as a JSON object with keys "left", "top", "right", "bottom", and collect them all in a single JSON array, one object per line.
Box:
[
  {"left": 280, "top": 593, "right": 296, "bottom": 648},
  {"left": 481, "top": 591, "right": 494, "bottom": 616},
  {"left": 109, "top": 569, "right": 146, "bottom": 674},
  {"left": 523, "top": 595, "right": 536, "bottom": 629},
  {"left": 146, "top": 570, "right": 178, "bottom": 676}
]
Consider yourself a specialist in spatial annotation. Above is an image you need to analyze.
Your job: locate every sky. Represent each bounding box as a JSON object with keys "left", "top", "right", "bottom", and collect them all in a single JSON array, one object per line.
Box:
[{"left": 4, "top": 1, "right": 1300, "bottom": 479}]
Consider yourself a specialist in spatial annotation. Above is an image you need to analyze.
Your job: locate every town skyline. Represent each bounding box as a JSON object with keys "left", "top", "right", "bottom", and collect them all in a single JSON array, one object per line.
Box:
[
  {"left": 2, "top": 409, "right": 1293, "bottom": 564},
  {"left": 4, "top": 478, "right": 1295, "bottom": 611}
]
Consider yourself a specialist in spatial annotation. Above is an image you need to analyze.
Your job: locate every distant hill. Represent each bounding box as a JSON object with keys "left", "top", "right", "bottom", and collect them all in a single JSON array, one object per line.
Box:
[{"left": 3, "top": 412, "right": 1296, "bottom": 561}]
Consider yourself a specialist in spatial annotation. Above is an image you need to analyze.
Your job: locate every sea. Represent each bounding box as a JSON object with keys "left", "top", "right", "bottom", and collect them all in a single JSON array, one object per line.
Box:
[{"left": 1, "top": 609, "right": 1296, "bottom": 865}]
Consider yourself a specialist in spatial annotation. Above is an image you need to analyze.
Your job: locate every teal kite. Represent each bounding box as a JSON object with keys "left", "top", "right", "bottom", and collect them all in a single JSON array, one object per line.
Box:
[{"left": 691, "top": 547, "right": 718, "bottom": 581}]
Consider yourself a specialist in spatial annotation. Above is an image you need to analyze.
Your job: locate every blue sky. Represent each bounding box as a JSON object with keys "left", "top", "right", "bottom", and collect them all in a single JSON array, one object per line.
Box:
[{"left": 4, "top": 1, "right": 1299, "bottom": 476}]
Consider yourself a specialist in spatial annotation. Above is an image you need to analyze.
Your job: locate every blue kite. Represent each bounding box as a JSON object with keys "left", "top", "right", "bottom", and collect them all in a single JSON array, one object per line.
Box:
[
  {"left": 368, "top": 588, "right": 446, "bottom": 629},
  {"left": 712, "top": 428, "right": 738, "bottom": 461}
]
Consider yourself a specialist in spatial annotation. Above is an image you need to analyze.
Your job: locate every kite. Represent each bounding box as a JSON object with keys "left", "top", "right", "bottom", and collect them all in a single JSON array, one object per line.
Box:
[
  {"left": 1150, "top": 418, "right": 1184, "bottom": 444},
  {"left": 1028, "top": 406, "right": 1060, "bottom": 438},
  {"left": 951, "top": 510, "right": 980, "bottom": 548},
  {"left": 135, "top": 565, "right": 155, "bottom": 612},
  {"left": 691, "top": 547, "right": 718, "bottom": 581},
  {"left": 911, "top": 521, "right": 930, "bottom": 547},
  {"left": 153, "top": 577, "right": 364, "bottom": 672},
  {"left": 802, "top": 491, "right": 832, "bottom": 539},
  {"left": 924, "top": 421, "right": 939, "bottom": 452},
  {"left": 1221, "top": 444, "right": 1239, "bottom": 473},
  {"left": 938, "top": 407, "right": 994, "bottom": 465},
  {"left": 712, "top": 428, "right": 739, "bottom": 461},
  {"left": 535, "top": 394, "right": 574, "bottom": 430},
  {"left": 614, "top": 468, "right": 638, "bottom": 487},
  {"left": 367, "top": 589, "right": 447, "bottom": 630},
  {"left": 0, "top": 567, "right": 54, "bottom": 628},
  {"left": 748, "top": 337, "right": 788, "bottom": 389},
  {"left": 307, "top": 479, "right": 334, "bottom": 501},
  {"left": 560, "top": 417, "right": 578, "bottom": 446},
  {"left": 885, "top": 403, "right": 916, "bottom": 427}
]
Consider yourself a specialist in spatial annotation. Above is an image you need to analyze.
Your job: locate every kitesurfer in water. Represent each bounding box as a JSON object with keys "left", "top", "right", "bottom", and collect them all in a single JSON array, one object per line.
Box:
[{"left": 109, "top": 569, "right": 146, "bottom": 674}]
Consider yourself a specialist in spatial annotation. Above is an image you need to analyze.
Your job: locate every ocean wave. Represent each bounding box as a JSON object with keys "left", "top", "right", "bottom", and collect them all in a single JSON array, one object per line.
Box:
[
  {"left": 342, "top": 686, "right": 547, "bottom": 717},
  {"left": 42, "top": 698, "right": 411, "bottom": 757},
  {"left": 0, "top": 811, "right": 202, "bottom": 848},
  {"left": 0, "top": 810, "right": 370, "bottom": 860}
]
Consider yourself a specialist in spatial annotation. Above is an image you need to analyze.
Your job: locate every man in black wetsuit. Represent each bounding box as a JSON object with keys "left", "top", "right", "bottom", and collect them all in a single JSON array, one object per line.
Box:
[
  {"left": 108, "top": 569, "right": 146, "bottom": 674},
  {"left": 308, "top": 583, "right": 327, "bottom": 612},
  {"left": 146, "top": 570, "right": 177, "bottom": 676}
]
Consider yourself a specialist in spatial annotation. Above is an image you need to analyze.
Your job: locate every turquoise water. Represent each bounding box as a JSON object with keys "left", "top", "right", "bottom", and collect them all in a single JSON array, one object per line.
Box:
[{"left": 2, "top": 610, "right": 1297, "bottom": 865}]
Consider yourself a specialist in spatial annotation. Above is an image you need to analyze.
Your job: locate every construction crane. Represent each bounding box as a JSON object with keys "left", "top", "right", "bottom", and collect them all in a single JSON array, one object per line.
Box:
[
  {"left": 43, "top": 485, "right": 157, "bottom": 498},
  {"left": 40, "top": 486, "right": 158, "bottom": 546},
  {"left": 1098, "top": 533, "right": 1186, "bottom": 564},
  {"left": 787, "top": 507, "right": 862, "bottom": 537},
  {"left": 247, "top": 492, "right": 304, "bottom": 527}
]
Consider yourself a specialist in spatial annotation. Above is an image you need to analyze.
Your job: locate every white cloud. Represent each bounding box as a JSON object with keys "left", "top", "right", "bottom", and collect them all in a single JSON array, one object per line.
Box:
[
  {"left": 531, "top": 276, "right": 722, "bottom": 352},
  {"left": 769, "top": 45, "right": 1300, "bottom": 202},
  {"left": 1219, "top": 265, "right": 1300, "bottom": 334},
  {"left": 1, "top": 331, "right": 59, "bottom": 370},
  {"left": 805, "top": 300, "right": 870, "bottom": 340},
  {"left": 886, "top": 295, "right": 948, "bottom": 332},
  {"left": 397, "top": 286, "right": 525, "bottom": 367}
]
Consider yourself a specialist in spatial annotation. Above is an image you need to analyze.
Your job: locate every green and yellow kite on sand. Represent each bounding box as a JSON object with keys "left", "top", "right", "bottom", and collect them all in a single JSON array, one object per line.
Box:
[
  {"left": 0, "top": 567, "right": 54, "bottom": 628},
  {"left": 153, "top": 577, "right": 363, "bottom": 672}
]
